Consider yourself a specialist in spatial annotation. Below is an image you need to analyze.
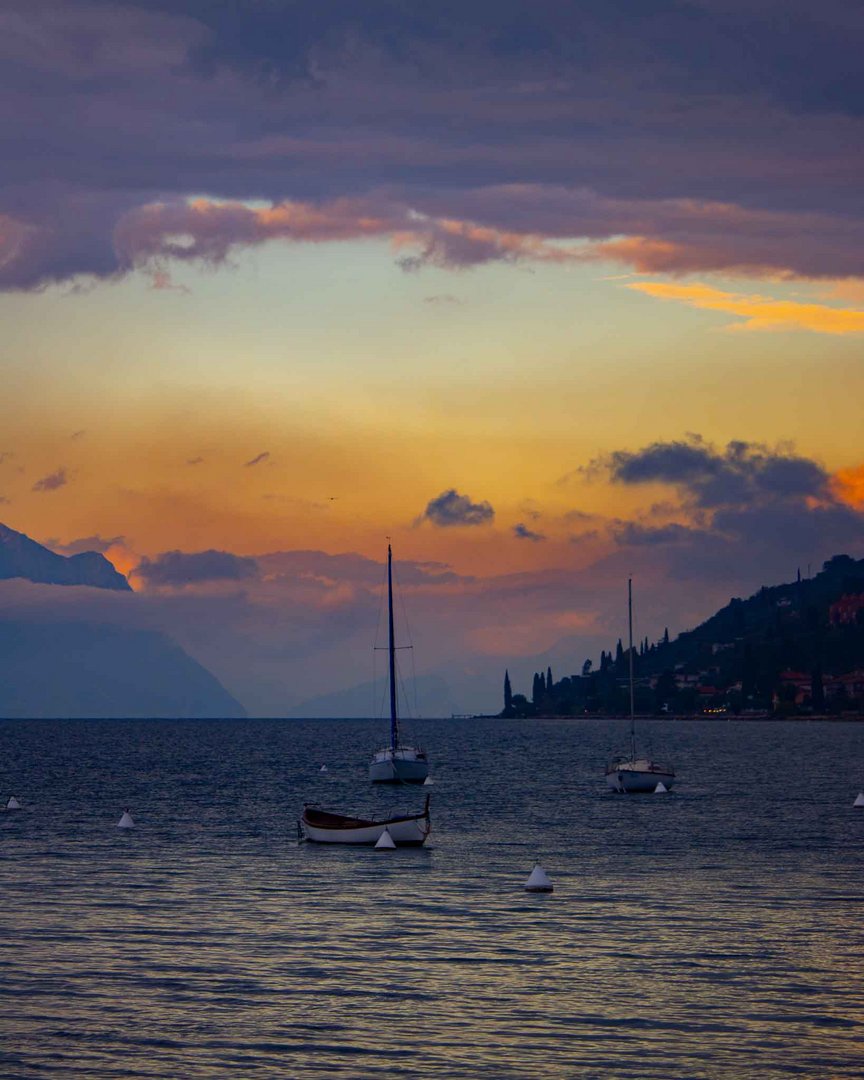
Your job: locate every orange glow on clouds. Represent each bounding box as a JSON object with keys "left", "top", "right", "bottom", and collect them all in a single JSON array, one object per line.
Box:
[
  {"left": 627, "top": 281, "right": 864, "bottom": 335},
  {"left": 115, "top": 195, "right": 589, "bottom": 272},
  {"left": 833, "top": 465, "right": 864, "bottom": 508}
]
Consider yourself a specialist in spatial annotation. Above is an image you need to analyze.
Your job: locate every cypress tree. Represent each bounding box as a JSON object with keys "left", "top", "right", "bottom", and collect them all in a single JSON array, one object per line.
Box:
[
  {"left": 615, "top": 638, "right": 624, "bottom": 667},
  {"left": 810, "top": 665, "right": 824, "bottom": 712},
  {"left": 546, "top": 666, "right": 553, "bottom": 693},
  {"left": 504, "top": 670, "right": 513, "bottom": 714},
  {"left": 663, "top": 627, "right": 670, "bottom": 645}
]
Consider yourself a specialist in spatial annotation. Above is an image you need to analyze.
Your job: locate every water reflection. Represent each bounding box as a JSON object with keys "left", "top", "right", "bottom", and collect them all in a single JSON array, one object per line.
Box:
[{"left": 1, "top": 718, "right": 863, "bottom": 1078}]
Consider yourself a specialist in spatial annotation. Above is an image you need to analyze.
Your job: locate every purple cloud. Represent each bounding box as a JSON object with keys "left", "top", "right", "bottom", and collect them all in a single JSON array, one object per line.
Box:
[
  {"left": 612, "top": 522, "right": 703, "bottom": 546},
  {"left": 513, "top": 523, "right": 546, "bottom": 542},
  {"left": 602, "top": 436, "right": 830, "bottom": 509},
  {"left": 135, "top": 549, "right": 259, "bottom": 587},
  {"left": 420, "top": 489, "right": 494, "bottom": 527},
  {"left": 31, "top": 467, "right": 68, "bottom": 493},
  {"left": 48, "top": 534, "right": 125, "bottom": 556}
]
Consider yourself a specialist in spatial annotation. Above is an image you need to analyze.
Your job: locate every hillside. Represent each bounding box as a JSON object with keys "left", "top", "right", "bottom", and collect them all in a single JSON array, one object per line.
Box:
[
  {"left": 0, "top": 619, "right": 246, "bottom": 719},
  {"left": 507, "top": 554, "right": 864, "bottom": 717}
]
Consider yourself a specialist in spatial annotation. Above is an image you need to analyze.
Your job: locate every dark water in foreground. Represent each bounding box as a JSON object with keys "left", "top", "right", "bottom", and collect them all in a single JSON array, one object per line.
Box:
[{"left": 1, "top": 717, "right": 863, "bottom": 1079}]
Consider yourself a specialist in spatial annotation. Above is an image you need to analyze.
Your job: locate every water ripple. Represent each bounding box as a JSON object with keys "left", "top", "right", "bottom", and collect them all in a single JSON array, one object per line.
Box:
[{"left": 2, "top": 717, "right": 863, "bottom": 1078}]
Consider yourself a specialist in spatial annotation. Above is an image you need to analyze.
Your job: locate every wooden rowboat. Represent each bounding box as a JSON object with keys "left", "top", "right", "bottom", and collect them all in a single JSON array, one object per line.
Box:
[{"left": 300, "top": 795, "right": 431, "bottom": 845}]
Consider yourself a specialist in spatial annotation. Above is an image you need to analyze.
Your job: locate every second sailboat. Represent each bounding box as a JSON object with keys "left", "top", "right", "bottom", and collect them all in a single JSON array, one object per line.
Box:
[
  {"left": 605, "top": 577, "right": 675, "bottom": 793},
  {"left": 369, "top": 545, "right": 430, "bottom": 784}
]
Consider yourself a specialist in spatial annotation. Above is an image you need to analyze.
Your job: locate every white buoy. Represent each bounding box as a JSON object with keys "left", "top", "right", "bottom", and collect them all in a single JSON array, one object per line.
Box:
[
  {"left": 854, "top": 792, "right": 864, "bottom": 808},
  {"left": 654, "top": 781, "right": 668, "bottom": 794},
  {"left": 375, "top": 828, "right": 396, "bottom": 849},
  {"left": 117, "top": 810, "right": 135, "bottom": 829},
  {"left": 319, "top": 765, "right": 328, "bottom": 773},
  {"left": 524, "top": 865, "right": 553, "bottom": 892},
  {"left": 5, "top": 796, "right": 21, "bottom": 810}
]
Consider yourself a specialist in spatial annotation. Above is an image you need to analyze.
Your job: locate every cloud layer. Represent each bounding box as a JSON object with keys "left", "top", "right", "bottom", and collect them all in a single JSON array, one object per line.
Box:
[
  {"left": 4, "top": 1, "right": 864, "bottom": 300},
  {"left": 594, "top": 435, "right": 864, "bottom": 586},
  {"left": 135, "top": 549, "right": 259, "bottom": 587},
  {"left": 605, "top": 437, "right": 830, "bottom": 508}
]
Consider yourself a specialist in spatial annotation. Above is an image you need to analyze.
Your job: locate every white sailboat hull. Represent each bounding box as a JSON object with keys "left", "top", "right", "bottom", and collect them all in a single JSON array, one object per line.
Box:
[
  {"left": 369, "top": 746, "right": 429, "bottom": 784},
  {"left": 606, "top": 759, "right": 675, "bottom": 793}
]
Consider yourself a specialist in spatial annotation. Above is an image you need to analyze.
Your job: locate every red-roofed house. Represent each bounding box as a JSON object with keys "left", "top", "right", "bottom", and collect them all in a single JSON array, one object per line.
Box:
[{"left": 829, "top": 594, "right": 864, "bottom": 626}]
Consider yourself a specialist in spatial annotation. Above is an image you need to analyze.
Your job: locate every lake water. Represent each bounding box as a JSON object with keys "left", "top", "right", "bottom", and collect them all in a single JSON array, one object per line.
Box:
[{"left": 1, "top": 717, "right": 863, "bottom": 1079}]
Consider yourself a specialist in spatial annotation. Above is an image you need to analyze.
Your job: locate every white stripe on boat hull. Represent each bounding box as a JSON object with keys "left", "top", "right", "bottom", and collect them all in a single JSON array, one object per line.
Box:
[{"left": 302, "top": 817, "right": 430, "bottom": 845}]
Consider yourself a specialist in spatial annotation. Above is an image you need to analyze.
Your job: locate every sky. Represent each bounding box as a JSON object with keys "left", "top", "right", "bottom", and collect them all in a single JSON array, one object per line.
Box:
[{"left": 3, "top": 0, "right": 864, "bottom": 714}]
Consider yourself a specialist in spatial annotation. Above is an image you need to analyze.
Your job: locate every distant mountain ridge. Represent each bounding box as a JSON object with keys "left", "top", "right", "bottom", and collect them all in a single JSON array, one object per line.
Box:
[
  {"left": 0, "top": 522, "right": 246, "bottom": 717},
  {"left": 0, "top": 619, "right": 246, "bottom": 719},
  {"left": 286, "top": 672, "right": 458, "bottom": 719},
  {"left": 0, "top": 522, "right": 130, "bottom": 590}
]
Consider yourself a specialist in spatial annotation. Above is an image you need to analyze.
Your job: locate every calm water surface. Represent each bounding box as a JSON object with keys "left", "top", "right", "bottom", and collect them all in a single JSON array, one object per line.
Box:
[{"left": 1, "top": 718, "right": 863, "bottom": 1079}]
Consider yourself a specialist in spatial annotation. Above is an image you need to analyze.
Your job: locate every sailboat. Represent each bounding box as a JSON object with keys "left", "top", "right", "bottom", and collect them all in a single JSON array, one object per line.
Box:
[
  {"left": 605, "top": 578, "right": 676, "bottom": 793},
  {"left": 368, "top": 545, "right": 430, "bottom": 784}
]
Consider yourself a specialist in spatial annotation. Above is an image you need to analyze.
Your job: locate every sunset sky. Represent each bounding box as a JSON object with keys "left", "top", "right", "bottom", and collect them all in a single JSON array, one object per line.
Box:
[{"left": 3, "top": 0, "right": 864, "bottom": 714}]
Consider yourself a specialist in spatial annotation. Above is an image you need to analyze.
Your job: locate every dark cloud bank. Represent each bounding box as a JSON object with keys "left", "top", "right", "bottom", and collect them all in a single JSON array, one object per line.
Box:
[
  {"left": 135, "top": 549, "right": 259, "bottom": 587},
  {"left": 598, "top": 435, "right": 864, "bottom": 583},
  {"left": 3, "top": 1, "right": 864, "bottom": 290}
]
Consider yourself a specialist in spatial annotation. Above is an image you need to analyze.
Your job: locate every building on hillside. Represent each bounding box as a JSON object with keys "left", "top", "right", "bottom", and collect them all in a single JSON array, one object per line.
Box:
[
  {"left": 825, "top": 671, "right": 864, "bottom": 698},
  {"left": 777, "top": 670, "right": 811, "bottom": 706},
  {"left": 829, "top": 594, "right": 864, "bottom": 625}
]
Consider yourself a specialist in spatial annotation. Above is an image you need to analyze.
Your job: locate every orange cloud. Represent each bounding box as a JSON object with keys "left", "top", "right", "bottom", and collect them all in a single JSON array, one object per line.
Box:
[
  {"left": 113, "top": 195, "right": 593, "bottom": 274},
  {"left": 626, "top": 281, "right": 864, "bottom": 335},
  {"left": 833, "top": 465, "right": 864, "bottom": 508},
  {"left": 108, "top": 194, "right": 864, "bottom": 292}
]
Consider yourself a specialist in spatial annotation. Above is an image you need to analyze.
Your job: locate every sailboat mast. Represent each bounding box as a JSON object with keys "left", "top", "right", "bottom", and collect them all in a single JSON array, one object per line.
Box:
[
  {"left": 387, "top": 544, "right": 399, "bottom": 752},
  {"left": 628, "top": 576, "right": 636, "bottom": 761}
]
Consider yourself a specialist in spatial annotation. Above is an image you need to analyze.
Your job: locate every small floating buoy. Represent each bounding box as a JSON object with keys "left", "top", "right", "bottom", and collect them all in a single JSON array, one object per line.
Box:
[
  {"left": 423, "top": 776, "right": 433, "bottom": 785},
  {"left": 854, "top": 792, "right": 864, "bottom": 808},
  {"left": 319, "top": 765, "right": 328, "bottom": 773},
  {"left": 375, "top": 828, "right": 396, "bottom": 849},
  {"left": 654, "top": 781, "right": 668, "bottom": 794},
  {"left": 117, "top": 810, "right": 135, "bottom": 829},
  {"left": 5, "top": 796, "right": 21, "bottom": 810},
  {"left": 524, "top": 865, "right": 553, "bottom": 892}
]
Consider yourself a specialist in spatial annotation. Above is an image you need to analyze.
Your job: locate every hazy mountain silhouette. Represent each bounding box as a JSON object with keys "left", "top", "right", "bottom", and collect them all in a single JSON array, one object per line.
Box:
[
  {"left": 286, "top": 672, "right": 458, "bottom": 719},
  {"left": 0, "top": 619, "right": 246, "bottom": 718},
  {"left": 0, "top": 522, "right": 131, "bottom": 590}
]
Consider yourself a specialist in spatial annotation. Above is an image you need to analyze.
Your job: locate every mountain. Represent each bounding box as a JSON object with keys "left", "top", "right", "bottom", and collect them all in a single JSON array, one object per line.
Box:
[
  {"left": 641, "top": 553, "right": 864, "bottom": 675},
  {"left": 0, "top": 522, "right": 131, "bottom": 590},
  {"left": 0, "top": 619, "right": 246, "bottom": 718}
]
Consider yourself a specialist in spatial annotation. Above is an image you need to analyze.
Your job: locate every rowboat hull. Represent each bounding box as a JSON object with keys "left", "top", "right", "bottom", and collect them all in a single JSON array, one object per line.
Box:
[{"left": 301, "top": 799, "right": 431, "bottom": 845}]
